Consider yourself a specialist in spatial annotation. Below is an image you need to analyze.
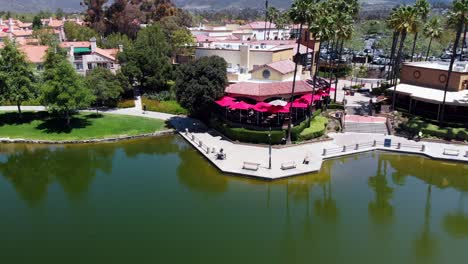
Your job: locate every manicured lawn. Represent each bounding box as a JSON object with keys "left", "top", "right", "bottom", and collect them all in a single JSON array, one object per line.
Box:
[
  {"left": 142, "top": 98, "right": 188, "bottom": 115},
  {"left": 0, "top": 112, "right": 166, "bottom": 141},
  {"left": 402, "top": 117, "right": 468, "bottom": 141}
]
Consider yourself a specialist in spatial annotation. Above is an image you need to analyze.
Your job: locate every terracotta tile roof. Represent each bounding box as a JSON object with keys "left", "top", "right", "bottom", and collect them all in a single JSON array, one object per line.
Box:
[
  {"left": 48, "top": 20, "right": 64, "bottom": 28},
  {"left": 60, "top": 41, "right": 91, "bottom": 48},
  {"left": 12, "top": 30, "right": 33, "bottom": 37},
  {"left": 194, "top": 34, "right": 218, "bottom": 43},
  {"left": 19, "top": 45, "right": 48, "bottom": 63},
  {"left": 241, "top": 21, "right": 276, "bottom": 30},
  {"left": 226, "top": 80, "right": 313, "bottom": 98},
  {"left": 263, "top": 60, "right": 295, "bottom": 75},
  {"left": 95, "top": 48, "right": 118, "bottom": 61}
]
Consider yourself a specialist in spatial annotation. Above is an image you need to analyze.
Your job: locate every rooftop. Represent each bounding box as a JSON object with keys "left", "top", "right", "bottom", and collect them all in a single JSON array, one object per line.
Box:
[
  {"left": 404, "top": 61, "right": 468, "bottom": 73},
  {"left": 392, "top": 83, "right": 468, "bottom": 106},
  {"left": 226, "top": 80, "right": 313, "bottom": 98},
  {"left": 257, "top": 60, "right": 296, "bottom": 75}
]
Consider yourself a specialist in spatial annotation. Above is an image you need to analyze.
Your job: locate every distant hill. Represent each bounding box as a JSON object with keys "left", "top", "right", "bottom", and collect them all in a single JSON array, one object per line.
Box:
[
  {"left": 0, "top": 0, "right": 82, "bottom": 13},
  {"left": 173, "top": 0, "right": 452, "bottom": 10},
  {"left": 0, "top": 0, "right": 453, "bottom": 13}
]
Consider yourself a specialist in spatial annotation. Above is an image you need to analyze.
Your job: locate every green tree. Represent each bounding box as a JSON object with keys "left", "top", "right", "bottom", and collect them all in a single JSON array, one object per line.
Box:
[
  {"left": 32, "top": 28, "right": 59, "bottom": 46},
  {"left": 440, "top": 0, "right": 468, "bottom": 122},
  {"left": 174, "top": 56, "right": 227, "bottom": 118},
  {"left": 101, "top": 33, "right": 133, "bottom": 49},
  {"left": 32, "top": 16, "right": 43, "bottom": 30},
  {"left": 41, "top": 48, "right": 95, "bottom": 125},
  {"left": 423, "top": 17, "right": 443, "bottom": 60},
  {"left": 64, "top": 21, "right": 99, "bottom": 41},
  {"left": 56, "top": 8, "right": 65, "bottom": 19},
  {"left": 389, "top": 6, "right": 419, "bottom": 110},
  {"left": 0, "top": 40, "right": 36, "bottom": 117},
  {"left": 411, "top": 0, "right": 431, "bottom": 62},
  {"left": 287, "top": 0, "right": 313, "bottom": 143},
  {"left": 118, "top": 24, "right": 172, "bottom": 92},
  {"left": 86, "top": 67, "right": 123, "bottom": 111}
]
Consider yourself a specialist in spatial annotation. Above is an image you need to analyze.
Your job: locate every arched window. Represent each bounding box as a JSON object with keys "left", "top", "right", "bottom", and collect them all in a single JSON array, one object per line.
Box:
[{"left": 262, "top": 69, "right": 271, "bottom": 79}]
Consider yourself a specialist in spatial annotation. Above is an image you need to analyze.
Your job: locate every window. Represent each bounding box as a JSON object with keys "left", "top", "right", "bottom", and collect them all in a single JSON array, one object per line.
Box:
[
  {"left": 227, "top": 63, "right": 232, "bottom": 68},
  {"left": 262, "top": 69, "right": 271, "bottom": 79},
  {"left": 75, "top": 63, "right": 83, "bottom": 70}
]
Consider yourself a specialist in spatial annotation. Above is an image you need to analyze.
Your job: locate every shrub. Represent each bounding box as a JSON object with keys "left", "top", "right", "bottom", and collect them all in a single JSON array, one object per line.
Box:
[
  {"left": 117, "top": 99, "right": 135, "bottom": 108},
  {"left": 291, "top": 118, "right": 310, "bottom": 141},
  {"left": 142, "top": 97, "right": 188, "bottom": 115},
  {"left": 299, "top": 116, "right": 328, "bottom": 141},
  {"left": 401, "top": 117, "right": 468, "bottom": 141},
  {"left": 211, "top": 119, "right": 284, "bottom": 144},
  {"left": 328, "top": 103, "right": 345, "bottom": 110},
  {"left": 145, "top": 91, "right": 174, "bottom": 101}
]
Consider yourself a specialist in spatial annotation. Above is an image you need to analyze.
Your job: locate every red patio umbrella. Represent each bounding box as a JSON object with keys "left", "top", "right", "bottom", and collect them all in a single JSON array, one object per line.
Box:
[
  {"left": 215, "top": 96, "right": 236, "bottom": 107},
  {"left": 292, "top": 99, "right": 308, "bottom": 108},
  {"left": 300, "top": 94, "right": 322, "bottom": 105},
  {"left": 229, "top": 101, "right": 253, "bottom": 110},
  {"left": 253, "top": 102, "right": 271, "bottom": 112}
]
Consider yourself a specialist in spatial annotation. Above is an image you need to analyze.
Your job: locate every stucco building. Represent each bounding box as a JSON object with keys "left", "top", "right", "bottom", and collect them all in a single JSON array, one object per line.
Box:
[{"left": 392, "top": 62, "right": 468, "bottom": 121}]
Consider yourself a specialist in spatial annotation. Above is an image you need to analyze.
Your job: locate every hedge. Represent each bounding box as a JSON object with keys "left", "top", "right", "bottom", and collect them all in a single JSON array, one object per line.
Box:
[
  {"left": 211, "top": 119, "right": 285, "bottom": 144},
  {"left": 299, "top": 116, "right": 328, "bottom": 141},
  {"left": 401, "top": 117, "right": 468, "bottom": 141},
  {"left": 327, "top": 103, "right": 345, "bottom": 110},
  {"left": 117, "top": 99, "right": 136, "bottom": 108}
]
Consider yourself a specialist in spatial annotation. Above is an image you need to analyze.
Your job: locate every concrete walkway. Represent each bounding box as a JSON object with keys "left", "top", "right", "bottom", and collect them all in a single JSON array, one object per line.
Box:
[{"left": 1, "top": 102, "right": 467, "bottom": 180}]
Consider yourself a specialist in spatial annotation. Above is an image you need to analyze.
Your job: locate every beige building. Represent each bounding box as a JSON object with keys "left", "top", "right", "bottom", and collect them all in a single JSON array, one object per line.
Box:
[
  {"left": 392, "top": 62, "right": 468, "bottom": 121},
  {"left": 195, "top": 39, "right": 317, "bottom": 82}
]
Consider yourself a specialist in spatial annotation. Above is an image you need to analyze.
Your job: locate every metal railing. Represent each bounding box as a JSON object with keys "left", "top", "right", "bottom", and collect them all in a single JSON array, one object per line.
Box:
[
  {"left": 322, "top": 140, "right": 425, "bottom": 157},
  {"left": 184, "top": 129, "right": 213, "bottom": 154}
]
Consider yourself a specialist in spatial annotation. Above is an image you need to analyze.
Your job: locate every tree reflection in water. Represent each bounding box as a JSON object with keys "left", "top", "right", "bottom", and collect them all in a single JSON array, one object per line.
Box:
[
  {"left": 413, "top": 184, "right": 438, "bottom": 262},
  {"left": 368, "top": 156, "right": 394, "bottom": 225},
  {"left": 0, "top": 144, "right": 115, "bottom": 206},
  {"left": 443, "top": 193, "right": 468, "bottom": 239}
]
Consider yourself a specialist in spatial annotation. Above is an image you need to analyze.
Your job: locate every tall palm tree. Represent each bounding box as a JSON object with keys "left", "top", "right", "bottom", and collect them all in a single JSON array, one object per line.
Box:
[
  {"left": 423, "top": 17, "right": 443, "bottom": 61},
  {"left": 333, "top": 13, "right": 354, "bottom": 102},
  {"left": 287, "top": 0, "right": 313, "bottom": 143},
  {"left": 391, "top": 6, "right": 419, "bottom": 111},
  {"left": 274, "top": 11, "right": 287, "bottom": 40},
  {"left": 440, "top": 0, "right": 468, "bottom": 122},
  {"left": 264, "top": 0, "right": 269, "bottom": 40},
  {"left": 267, "top": 7, "right": 280, "bottom": 40},
  {"left": 387, "top": 8, "right": 401, "bottom": 83},
  {"left": 411, "top": 0, "right": 431, "bottom": 62}
]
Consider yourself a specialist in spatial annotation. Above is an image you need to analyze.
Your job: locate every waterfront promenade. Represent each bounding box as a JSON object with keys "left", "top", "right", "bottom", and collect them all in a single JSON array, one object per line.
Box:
[{"left": 1, "top": 96, "right": 467, "bottom": 180}]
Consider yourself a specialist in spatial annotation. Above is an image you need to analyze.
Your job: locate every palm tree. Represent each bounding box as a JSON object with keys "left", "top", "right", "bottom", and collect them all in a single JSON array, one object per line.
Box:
[
  {"left": 264, "top": 0, "right": 269, "bottom": 40},
  {"left": 333, "top": 13, "right": 354, "bottom": 102},
  {"left": 387, "top": 8, "right": 401, "bottom": 83},
  {"left": 274, "top": 11, "right": 287, "bottom": 40},
  {"left": 267, "top": 7, "right": 280, "bottom": 40},
  {"left": 440, "top": 0, "right": 468, "bottom": 122},
  {"left": 411, "top": 0, "right": 431, "bottom": 62},
  {"left": 286, "top": 0, "right": 313, "bottom": 143},
  {"left": 423, "top": 17, "right": 443, "bottom": 61},
  {"left": 390, "top": 5, "right": 419, "bottom": 111}
]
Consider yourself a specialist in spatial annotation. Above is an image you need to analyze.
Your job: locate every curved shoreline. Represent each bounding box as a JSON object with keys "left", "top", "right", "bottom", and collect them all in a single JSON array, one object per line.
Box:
[{"left": 0, "top": 129, "right": 175, "bottom": 144}]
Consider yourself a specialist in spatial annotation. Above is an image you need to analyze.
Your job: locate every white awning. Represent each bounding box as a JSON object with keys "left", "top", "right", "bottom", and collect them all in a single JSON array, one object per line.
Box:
[{"left": 389, "top": 84, "right": 468, "bottom": 106}]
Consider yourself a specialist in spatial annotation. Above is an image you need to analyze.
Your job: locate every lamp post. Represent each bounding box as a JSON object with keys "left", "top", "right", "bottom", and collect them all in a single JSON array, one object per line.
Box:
[{"left": 268, "top": 126, "right": 272, "bottom": 169}]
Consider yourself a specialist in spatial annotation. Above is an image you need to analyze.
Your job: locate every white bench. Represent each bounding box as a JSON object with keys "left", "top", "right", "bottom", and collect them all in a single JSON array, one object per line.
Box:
[
  {"left": 242, "top": 162, "right": 260, "bottom": 171},
  {"left": 281, "top": 161, "right": 297, "bottom": 170},
  {"left": 443, "top": 149, "right": 460, "bottom": 157}
]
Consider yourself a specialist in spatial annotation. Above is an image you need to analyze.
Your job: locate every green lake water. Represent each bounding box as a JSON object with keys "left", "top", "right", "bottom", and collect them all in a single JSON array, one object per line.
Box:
[{"left": 0, "top": 136, "right": 468, "bottom": 264}]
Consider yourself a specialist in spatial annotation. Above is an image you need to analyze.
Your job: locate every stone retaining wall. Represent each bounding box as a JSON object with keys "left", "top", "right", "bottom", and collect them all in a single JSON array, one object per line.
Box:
[{"left": 0, "top": 129, "right": 175, "bottom": 144}]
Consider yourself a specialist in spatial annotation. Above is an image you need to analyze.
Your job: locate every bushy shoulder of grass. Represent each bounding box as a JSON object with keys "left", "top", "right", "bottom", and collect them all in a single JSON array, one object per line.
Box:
[
  {"left": 142, "top": 97, "right": 187, "bottom": 115},
  {"left": 401, "top": 117, "right": 468, "bottom": 141},
  {"left": 117, "top": 99, "right": 136, "bottom": 108},
  {"left": 299, "top": 116, "right": 328, "bottom": 141},
  {"left": 0, "top": 112, "right": 166, "bottom": 141}
]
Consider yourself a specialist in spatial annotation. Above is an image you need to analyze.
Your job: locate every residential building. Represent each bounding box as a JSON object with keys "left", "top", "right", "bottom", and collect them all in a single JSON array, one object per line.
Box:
[{"left": 195, "top": 38, "right": 319, "bottom": 82}]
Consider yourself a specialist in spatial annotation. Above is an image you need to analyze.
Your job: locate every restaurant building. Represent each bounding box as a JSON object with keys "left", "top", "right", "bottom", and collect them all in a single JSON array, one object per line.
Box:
[{"left": 392, "top": 62, "right": 468, "bottom": 122}]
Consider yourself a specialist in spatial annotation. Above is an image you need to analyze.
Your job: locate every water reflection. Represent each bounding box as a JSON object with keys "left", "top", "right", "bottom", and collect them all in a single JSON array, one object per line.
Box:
[
  {"left": 413, "top": 185, "right": 438, "bottom": 261},
  {"left": 368, "top": 157, "right": 394, "bottom": 225},
  {"left": 314, "top": 161, "right": 338, "bottom": 223},
  {"left": 0, "top": 144, "right": 115, "bottom": 206},
  {"left": 443, "top": 194, "right": 468, "bottom": 238}
]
